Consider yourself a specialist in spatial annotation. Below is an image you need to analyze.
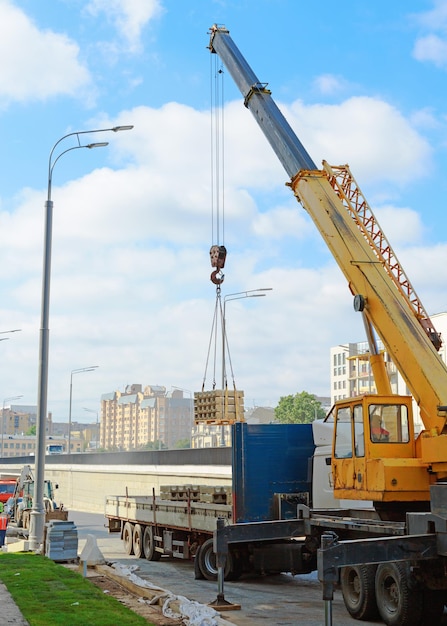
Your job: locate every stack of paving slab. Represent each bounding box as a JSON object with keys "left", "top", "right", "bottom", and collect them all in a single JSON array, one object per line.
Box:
[
  {"left": 194, "top": 389, "right": 244, "bottom": 424},
  {"left": 160, "top": 484, "right": 232, "bottom": 504},
  {"left": 45, "top": 520, "right": 78, "bottom": 562}
]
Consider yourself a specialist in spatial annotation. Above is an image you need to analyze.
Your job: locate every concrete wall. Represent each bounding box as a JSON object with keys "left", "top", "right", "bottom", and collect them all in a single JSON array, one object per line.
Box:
[{"left": 0, "top": 449, "right": 232, "bottom": 514}]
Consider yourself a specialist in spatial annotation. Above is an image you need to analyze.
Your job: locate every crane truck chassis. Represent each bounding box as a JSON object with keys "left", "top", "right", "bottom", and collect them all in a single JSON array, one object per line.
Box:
[{"left": 207, "top": 24, "right": 447, "bottom": 626}]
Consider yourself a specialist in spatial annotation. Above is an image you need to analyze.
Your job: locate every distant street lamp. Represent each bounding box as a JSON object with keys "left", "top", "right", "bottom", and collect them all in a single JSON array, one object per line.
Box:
[
  {"left": 220, "top": 288, "right": 272, "bottom": 445},
  {"left": 29, "top": 124, "right": 133, "bottom": 552},
  {"left": 83, "top": 406, "right": 99, "bottom": 450},
  {"left": 68, "top": 367, "right": 99, "bottom": 453},
  {"left": 222, "top": 288, "right": 273, "bottom": 389},
  {"left": 1, "top": 395, "right": 23, "bottom": 456},
  {"left": 0, "top": 329, "right": 22, "bottom": 342}
]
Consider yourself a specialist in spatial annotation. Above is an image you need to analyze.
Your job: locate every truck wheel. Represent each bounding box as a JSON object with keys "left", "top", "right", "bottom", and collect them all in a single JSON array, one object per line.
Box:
[
  {"left": 341, "top": 564, "right": 379, "bottom": 621},
  {"left": 143, "top": 526, "right": 161, "bottom": 561},
  {"left": 123, "top": 522, "right": 134, "bottom": 555},
  {"left": 197, "top": 538, "right": 232, "bottom": 581},
  {"left": 375, "top": 562, "right": 422, "bottom": 626},
  {"left": 133, "top": 524, "right": 143, "bottom": 558}
]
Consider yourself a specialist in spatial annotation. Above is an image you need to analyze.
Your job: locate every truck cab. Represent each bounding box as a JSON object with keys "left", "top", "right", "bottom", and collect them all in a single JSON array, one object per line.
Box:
[{"left": 332, "top": 395, "right": 432, "bottom": 508}]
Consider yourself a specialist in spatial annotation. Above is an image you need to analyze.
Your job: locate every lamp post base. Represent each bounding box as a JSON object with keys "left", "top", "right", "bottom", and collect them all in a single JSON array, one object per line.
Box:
[{"left": 28, "top": 509, "right": 45, "bottom": 552}]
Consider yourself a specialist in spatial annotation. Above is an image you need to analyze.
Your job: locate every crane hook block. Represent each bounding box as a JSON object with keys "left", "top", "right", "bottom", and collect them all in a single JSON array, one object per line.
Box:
[
  {"left": 210, "top": 245, "right": 227, "bottom": 284},
  {"left": 210, "top": 245, "right": 227, "bottom": 269}
]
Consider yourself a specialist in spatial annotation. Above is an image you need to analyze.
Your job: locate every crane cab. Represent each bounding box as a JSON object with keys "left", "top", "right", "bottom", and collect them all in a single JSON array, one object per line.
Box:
[{"left": 331, "top": 395, "right": 433, "bottom": 507}]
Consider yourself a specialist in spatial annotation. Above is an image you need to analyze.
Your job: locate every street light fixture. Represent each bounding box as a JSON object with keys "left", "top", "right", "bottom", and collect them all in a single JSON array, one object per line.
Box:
[
  {"left": 222, "top": 288, "right": 273, "bottom": 389},
  {"left": 83, "top": 407, "right": 99, "bottom": 451},
  {"left": 29, "top": 124, "right": 133, "bottom": 551},
  {"left": 1, "top": 395, "right": 23, "bottom": 457},
  {"left": 0, "top": 329, "right": 22, "bottom": 342},
  {"left": 68, "top": 367, "right": 99, "bottom": 453},
  {"left": 220, "top": 288, "right": 272, "bottom": 445}
]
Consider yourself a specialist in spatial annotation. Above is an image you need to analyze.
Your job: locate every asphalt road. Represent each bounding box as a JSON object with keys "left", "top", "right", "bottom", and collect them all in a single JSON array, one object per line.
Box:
[{"left": 69, "top": 510, "right": 381, "bottom": 626}]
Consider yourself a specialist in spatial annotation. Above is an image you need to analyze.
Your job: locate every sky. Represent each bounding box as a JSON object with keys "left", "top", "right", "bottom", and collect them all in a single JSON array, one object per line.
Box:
[{"left": 1, "top": 0, "right": 447, "bottom": 423}]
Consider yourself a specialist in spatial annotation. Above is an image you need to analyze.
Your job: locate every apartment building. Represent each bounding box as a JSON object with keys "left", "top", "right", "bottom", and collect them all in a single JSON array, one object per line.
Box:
[
  {"left": 100, "top": 384, "right": 194, "bottom": 451},
  {"left": 330, "top": 311, "right": 447, "bottom": 431}
]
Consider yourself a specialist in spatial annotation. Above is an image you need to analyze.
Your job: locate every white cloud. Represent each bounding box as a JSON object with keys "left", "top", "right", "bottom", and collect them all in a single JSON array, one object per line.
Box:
[
  {"left": 412, "top": 0, "right": 447, "bottom": 30},
  {"left": 252, "top": 205, "right": 312, "bottom": 240},
  {"left": 85, "top": 0, "right": 163, "bottom": 53},
  {"left": 373, "top": 205, "right": 425, "bottom": 247},
  {"left": 313, "top": 74, "right": 348, "bottom": 96},
  {"left": 285, "top": 96, "right": 432, "bottom": 187},
  {"left": 0, "top": 84, "right": 438, "bottom": 415},
  {"left": 413, "top": 34, "right": 447, "bottom": 68},
  {"left": 411, "top": 1, "right": 447, "bottom": 69},
  {"left": 0, "top": 0, "right": 92, "bottom": 104}
]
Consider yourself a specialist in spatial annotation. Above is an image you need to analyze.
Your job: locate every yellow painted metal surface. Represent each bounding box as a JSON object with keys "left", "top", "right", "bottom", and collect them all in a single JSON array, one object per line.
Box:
[{"left": 292, "top": 170, "right": 447, "bottom": 438}]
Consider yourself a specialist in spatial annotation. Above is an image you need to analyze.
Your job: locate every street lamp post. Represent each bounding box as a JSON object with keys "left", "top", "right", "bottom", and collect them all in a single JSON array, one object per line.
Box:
[
  {"left": 29, "top": 124, "right": 133, "bottom": 551},
  {"left": 1, "top": 395, "right": 23, "bottom": 457},
  {"left": 220, "top": 288, "right": 272, "bottom": 445},
  {"left": 68, "top": 367, "right": 99, "bottom": 453},
  {"left": 83, "top": 406, "right": 99, "bottom": 450}
]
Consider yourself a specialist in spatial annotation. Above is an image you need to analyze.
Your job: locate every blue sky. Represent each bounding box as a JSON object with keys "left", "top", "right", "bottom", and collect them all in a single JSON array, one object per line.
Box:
[{"left": 1, "top": 0, "right": 447, "bottom": 422}]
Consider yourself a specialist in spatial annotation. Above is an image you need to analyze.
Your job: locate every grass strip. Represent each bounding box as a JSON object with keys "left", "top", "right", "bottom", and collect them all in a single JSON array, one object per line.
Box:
[{"left": 0, "top": 552, "right": 154, "bottom": 626}]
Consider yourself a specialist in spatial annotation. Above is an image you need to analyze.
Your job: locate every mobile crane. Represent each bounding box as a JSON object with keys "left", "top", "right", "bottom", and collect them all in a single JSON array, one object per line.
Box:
[{"left": 208, "top": 24, "right": 447, "bottom": 626}]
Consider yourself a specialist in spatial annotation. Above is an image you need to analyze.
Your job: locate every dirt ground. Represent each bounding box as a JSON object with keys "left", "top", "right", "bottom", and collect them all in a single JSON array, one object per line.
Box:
[{"left": 89, "top": 572, "right": 182, "bottom": 626}]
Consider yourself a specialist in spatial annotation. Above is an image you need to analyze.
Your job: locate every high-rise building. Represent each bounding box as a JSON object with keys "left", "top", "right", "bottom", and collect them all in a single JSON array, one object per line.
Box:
[
  {"left": 100, "top": 384, "right": 193, "bottom": 451},
  {"left": 330, "top": 312, "right": 447, "bottom": 432}
]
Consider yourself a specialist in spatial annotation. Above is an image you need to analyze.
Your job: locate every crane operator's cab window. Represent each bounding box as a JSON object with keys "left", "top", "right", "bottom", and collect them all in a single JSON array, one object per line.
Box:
[
  {"left": 334, "top": 407, "right": 352, "bottom": 458},
  {"left": 353, "top": 404, "right": 365, "bottom": 457},
  {"left": 369, "top": 404, "right": 409, "bottom": 443}
]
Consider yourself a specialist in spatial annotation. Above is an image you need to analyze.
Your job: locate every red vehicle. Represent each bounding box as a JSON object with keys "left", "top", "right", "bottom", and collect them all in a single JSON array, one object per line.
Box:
[{"left": 0, "top": 478, "right": 17, "bottom": 505}]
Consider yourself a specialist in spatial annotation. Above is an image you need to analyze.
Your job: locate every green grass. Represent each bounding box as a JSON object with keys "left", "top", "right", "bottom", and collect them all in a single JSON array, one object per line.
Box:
[{"left": 0, "top": 553, "right": 154, "bottom": 625}]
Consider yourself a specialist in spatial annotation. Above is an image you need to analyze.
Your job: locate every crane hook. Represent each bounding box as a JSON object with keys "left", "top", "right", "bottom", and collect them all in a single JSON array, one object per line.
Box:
[
  {"left": 211, "top": 268, "right": 225, "bottom": 285},
  {"left": 210, "top": 245, "right": 227, "bottom": 285}
]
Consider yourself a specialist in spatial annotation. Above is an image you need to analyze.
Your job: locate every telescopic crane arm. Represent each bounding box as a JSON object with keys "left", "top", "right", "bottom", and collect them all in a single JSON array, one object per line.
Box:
[{"left": 208, "top": 25, "right": 447, "bottom": 454}]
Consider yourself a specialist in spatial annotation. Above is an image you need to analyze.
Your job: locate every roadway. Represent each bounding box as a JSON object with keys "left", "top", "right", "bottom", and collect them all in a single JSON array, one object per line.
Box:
[{"left": 69, "top": 510, "right": 383, "bottom": 626}]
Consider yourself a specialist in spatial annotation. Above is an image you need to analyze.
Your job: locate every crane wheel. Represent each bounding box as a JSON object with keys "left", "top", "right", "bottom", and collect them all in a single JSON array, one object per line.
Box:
[
  {"left": 375, "top": 562, "right": 422, "bottom": 626},
  {"left": 340, "top": 564, "right": 379, "bottom": 621}
]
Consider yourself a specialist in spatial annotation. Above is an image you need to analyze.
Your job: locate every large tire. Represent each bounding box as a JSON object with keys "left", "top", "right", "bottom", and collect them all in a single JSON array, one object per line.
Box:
[
  {"left": 123, "top": 522, "right": 134, "bottom": 555},
  {"left": 375, "top": 562, "right": 422, "bottom": 626},
  {"left": 340, "top": 564, "right": 379, "bottom": 621},
  {"left": 143, "top": 525, "right": 161, "bottom": 561},
  {"left": 133, "top": 524, "right": 143, "bottom": 558},
  {"left": 197, "top": 538, "right": 233, "bottom": 581}
]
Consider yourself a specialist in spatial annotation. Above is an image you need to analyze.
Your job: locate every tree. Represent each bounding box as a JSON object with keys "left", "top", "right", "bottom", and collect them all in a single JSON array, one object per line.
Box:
[
  {"left": 174, "top": 438, "right": 191, "bottom": 449},
  {"left": 274, "top": 391, "right": 326, "bottom": 424},
  {"left": 25, "top": 425, "right": 36, "bottom": 436},
  {"left": 140, "top": 440, "right": 167, "bottom": 451}
]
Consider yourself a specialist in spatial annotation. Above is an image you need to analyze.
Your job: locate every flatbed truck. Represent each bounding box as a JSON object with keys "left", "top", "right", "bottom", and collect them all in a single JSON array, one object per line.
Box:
[{"left": 105, "top": 421, "right": 343, "bottom": 580}]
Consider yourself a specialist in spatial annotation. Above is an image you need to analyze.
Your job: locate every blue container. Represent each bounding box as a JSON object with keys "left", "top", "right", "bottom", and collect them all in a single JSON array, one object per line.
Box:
[{"left": 232, "top": 422, "right": 315, "bottom": 523}]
